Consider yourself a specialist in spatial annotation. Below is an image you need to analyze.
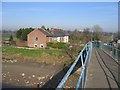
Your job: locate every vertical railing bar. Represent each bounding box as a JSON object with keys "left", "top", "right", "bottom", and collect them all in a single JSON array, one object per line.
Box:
[
  {"left": 84, "top": 42, "right": 93, "bottom": 88},
  {"left": 81, "top": 53, "right": 84, "bottom": 68},
  {"left": 82, "top": 69, "right": 84, "bottom": 90},
  {"left": 83, "top": 45, "right": 89, "bottom": 89},
  {"left": 81, "top": 50, "right": 85, "bottom": 90},
  {"left": 76, "top": 69, "right": 84, "bottom": 90}
]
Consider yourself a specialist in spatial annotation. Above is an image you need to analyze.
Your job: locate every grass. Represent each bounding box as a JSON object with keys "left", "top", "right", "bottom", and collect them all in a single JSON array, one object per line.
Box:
[
  {"left": 2, "top": 46, "right": 70, "bottom": 65},
  {"left": 2, "top": 46, "right": 65, "bottom": 57},
  {"left": 2, "top": 33, "right": 17, "bottom": 40}
]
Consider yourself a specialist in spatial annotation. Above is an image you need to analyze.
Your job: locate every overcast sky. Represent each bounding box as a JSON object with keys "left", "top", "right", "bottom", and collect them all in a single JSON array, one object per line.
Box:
[{"left": 2, "top": 2, "right": 118, "bottom": 32}]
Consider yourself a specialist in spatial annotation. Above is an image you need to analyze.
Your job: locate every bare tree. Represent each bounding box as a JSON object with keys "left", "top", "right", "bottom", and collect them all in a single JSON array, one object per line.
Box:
[
  {"left": 92, "top": 25, "right": 103, "bottom": 41},
  {"left": 82, "top": 28, "right": 91, "bottom": 43}
]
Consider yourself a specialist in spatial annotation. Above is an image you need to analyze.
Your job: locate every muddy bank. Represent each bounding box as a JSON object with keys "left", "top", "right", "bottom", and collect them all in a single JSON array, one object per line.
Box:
[
  {"left": 2, "top": 58, "right": 81, "bottom": 89},
  {"left": 2, "top": 61, "right": 63, "bottom": 88}
]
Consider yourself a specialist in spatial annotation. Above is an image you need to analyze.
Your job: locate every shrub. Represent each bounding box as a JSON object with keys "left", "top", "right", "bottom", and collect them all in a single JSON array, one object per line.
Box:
[
  {"left": 47, "top": 42, "right": 54, "bottom": 47},
  {"left": 47, "top": 42, "right": 67, "bottom": 49}
]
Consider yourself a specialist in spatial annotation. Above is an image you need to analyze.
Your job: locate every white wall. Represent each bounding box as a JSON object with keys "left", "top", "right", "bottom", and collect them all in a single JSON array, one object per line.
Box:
[
  {"left": 57, "top": 37, "right": 60, "bottom": 42},
  {"left": 63, "top": 36, "right": 69, "bottom": 43}
]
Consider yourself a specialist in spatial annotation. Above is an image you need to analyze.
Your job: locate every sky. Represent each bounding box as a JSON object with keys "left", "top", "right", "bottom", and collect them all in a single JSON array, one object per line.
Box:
[{"left": 2, "top": 2, "right": 118, "bottom": 32}]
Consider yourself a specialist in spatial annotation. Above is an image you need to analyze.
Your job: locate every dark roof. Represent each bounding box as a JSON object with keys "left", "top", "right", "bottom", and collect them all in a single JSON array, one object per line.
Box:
[
  {"left": 53, "top": 29, "right": 68, "bottom": 37},
  {"left": 38, "top": 28, "right": 53, "bottom": 37},
  {"left": 38, "top": 28, "right": 68, "bottom": 37}
]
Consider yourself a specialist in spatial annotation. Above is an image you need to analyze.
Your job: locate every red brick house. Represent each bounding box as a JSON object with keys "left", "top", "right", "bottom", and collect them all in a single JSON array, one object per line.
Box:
[{"left": 27, "top": 27, "right": 69, "bottom": 48}]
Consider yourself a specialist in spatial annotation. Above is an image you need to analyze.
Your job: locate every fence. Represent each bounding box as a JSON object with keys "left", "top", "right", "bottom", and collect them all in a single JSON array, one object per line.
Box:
[
  {"left": 101, "top": 44, "right": 120, "bottom": 61},
  {"left": 56, "top": 42, "right": 93, "bottom": 90}
]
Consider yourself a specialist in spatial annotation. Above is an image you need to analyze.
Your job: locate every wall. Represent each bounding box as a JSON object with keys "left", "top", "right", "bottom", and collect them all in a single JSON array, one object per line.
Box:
[{"left": 27, "top": 29, "right": 47, "bottom": 48}]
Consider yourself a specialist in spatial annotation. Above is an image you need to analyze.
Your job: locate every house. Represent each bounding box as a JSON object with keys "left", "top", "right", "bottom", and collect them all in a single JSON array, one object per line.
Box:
[{"left": 27, "top": 27, "right": 69, "bottom": 48}]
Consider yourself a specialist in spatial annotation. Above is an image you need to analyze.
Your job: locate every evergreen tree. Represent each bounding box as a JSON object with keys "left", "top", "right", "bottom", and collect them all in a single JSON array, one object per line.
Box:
[{"left": 9, "top": 34, "right": 13, "bottom": 41}]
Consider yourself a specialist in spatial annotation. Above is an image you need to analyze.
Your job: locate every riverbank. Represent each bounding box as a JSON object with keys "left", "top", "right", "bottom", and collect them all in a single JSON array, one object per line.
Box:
[
  {"left": 2, "top": 61, "right": 63, "bottom": 88},
  {"left": 2, "top": 46, "right": 72, "bottom": 65}
]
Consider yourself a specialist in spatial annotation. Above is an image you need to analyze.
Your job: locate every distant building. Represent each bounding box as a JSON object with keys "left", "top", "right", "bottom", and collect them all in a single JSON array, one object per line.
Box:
[
  {"left": 78, "top": 29, "right": 84, "bottom": 32},
  {"left": 27, "top": 27, "right": 69, "bottom": 48}
]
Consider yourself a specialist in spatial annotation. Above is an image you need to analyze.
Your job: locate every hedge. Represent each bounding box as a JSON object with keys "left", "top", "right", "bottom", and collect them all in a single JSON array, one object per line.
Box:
[{"left": 47, "top": 42, "right": 67, "bottom": 49}]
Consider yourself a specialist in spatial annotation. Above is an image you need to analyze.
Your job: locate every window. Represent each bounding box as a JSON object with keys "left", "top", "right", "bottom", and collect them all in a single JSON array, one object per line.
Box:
[
  {"left": 36, "top": 37, "right": 38, "bottom": 41},
  {"left": 34, "top": 44, "right": 37, "bottom": 47},
  {"left": 40, "top": 44, "right": 44, "bottom": 48},
  {"left": 35, "top": 45, "right": 37, "bottom": 47}
]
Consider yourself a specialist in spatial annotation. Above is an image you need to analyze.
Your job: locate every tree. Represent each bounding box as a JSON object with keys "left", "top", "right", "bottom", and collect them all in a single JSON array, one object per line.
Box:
[
  {"left": 83, "top": 28, "right": 90, "bottom": 35},
  {"left": 16, "top": 28, "right": 33, "bottom": 41},
  {"left": 16, "top": 28, "right": 23, "bottom": 39},
  {"left": 82, "top": 28, "right": 91, "bottom": 43},
  {"left": 92, "top": 25, "right": 103, "bottom": 41},
  {"left": 9, "top": 34, "right": 13, "bottom": 41},
  {"left": 69, "top": 29, "right": 82, "bottom": 44}
]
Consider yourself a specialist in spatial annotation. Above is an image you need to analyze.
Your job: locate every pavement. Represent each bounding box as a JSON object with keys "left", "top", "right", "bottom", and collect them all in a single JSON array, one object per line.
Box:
[{"left": 85, "top": 47, "right": 120, "bottom": 88}]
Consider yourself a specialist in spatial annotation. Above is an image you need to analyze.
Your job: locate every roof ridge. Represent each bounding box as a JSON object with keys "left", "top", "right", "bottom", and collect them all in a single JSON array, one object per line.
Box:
[{"left": 42, "top": 28, "right": 52, "bottom": 34}]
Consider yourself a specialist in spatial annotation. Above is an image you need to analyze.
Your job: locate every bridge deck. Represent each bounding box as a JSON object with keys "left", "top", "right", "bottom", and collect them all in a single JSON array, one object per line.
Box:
[{"left": 85, "top": 47, "right": 120, "bottom": 88}]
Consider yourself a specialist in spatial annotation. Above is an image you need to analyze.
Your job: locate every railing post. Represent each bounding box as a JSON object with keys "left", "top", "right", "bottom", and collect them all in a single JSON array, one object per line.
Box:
[{"left": 82, "top": 67, "right": 85, "bottom": 90}]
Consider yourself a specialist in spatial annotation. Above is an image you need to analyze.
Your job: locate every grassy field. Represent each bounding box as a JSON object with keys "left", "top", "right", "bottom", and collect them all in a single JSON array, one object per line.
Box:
[
  {"left": 2, "top": 33, "right": 17, "bottom": 40},
  {"left": 2, "top": 46, "right": 72, "bottom": 65}
]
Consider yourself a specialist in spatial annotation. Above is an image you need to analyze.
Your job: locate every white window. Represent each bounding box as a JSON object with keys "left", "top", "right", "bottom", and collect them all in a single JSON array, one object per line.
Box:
[
  {"left": 57, "top": 37, "right": 60, "bottom": 42},
  {"left": 40, "top": 44, "right": 44, "bottom": 48},
  {"left": 34, "top": 44, "right": 37, "bottom": 47}
]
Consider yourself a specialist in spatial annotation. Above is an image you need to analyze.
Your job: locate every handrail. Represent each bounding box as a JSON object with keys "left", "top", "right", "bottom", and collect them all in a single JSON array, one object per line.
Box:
[
  {"left": 106, "top": 45, "right": 120, "bottom": 51},
  {"left": 56, "top": 42, "right": 93, "bottom": 89},
  {"left": 101, "top": 44, "right": 120, "bottom": 61}
]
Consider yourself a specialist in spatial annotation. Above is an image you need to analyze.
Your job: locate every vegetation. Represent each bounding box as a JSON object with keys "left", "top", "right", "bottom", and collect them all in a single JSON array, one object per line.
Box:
[
  {"left": 16, "top": 28, "right": 33, "bottom": 41},
  {"left": 2, "top": 46, "right": 71, "bottom": 65},
  {"left": 2, "top": 31, "right": 16, "bottom": 40},
  {"left": 2, "top": 25, "right": 107, "bottom": 65},
  {"left": 9, "top": 34, "right": 13, "bottom": 41},
  {"left": 92, "top": 25, "right": 103, "bottom": 41},
  {"left": 82, "top": 28, "right": 91, "bottom": 43},
  {"left": 47, "top": 42, "right": 67, "bottom": 49}
]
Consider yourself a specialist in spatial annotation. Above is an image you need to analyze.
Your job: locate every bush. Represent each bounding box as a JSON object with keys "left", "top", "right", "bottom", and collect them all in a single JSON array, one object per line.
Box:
[
  {"left": 47, "top": 42, "right": 67, "bottom": 49},
  {"left": 47, "top": 42, "right": 54, "bottom": 47}
]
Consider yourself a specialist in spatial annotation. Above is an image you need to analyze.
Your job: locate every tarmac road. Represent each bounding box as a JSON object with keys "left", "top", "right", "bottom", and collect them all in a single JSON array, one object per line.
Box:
[{"left": 86, "top": 48, "right": 120, "bottom": 88}]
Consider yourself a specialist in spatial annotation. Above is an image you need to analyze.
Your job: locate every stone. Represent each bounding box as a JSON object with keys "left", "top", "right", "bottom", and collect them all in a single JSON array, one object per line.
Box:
[
  {"left": 40, "top": 82, "right": 42, "bottom": 84},
  {"left": 37, "top": 77, "right": 41, "bottom": 80},
  {"left": 21, "top": 73, "right": 25, "bottom": 77},
  {"left": 25, "top": 81, "right": 29, "bottom": 84},
  {"left": 32, "top": 75, "right": 35, "bottom": 78}
]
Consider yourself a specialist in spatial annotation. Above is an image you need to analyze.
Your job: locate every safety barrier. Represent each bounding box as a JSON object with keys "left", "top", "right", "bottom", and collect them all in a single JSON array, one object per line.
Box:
[
  {"left": 101, "top": 44, "right": 120, "bottom": 61},
  {"left": 56, "top": 42, "right": 93, "bottom": 90}
]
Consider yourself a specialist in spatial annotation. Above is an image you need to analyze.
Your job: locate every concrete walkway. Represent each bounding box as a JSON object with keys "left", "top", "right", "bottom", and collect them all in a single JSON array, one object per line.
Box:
[{"left": 85, "top": 48, "right": 120, "bottom": 88}]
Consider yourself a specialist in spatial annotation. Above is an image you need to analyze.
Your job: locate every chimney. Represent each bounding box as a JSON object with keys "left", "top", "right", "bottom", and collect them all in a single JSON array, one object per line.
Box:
[{"left": 41, "top": 26, "right": 46, "bottom": 30}]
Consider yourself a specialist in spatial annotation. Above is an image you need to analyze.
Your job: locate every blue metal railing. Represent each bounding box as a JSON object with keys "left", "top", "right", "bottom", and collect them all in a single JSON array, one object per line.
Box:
[
  {"left": 56, "top": 42, "right": 93, "bottom": 89},
  {"left": 101, "top": 44, "right": 120, "bottom": 61}
]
